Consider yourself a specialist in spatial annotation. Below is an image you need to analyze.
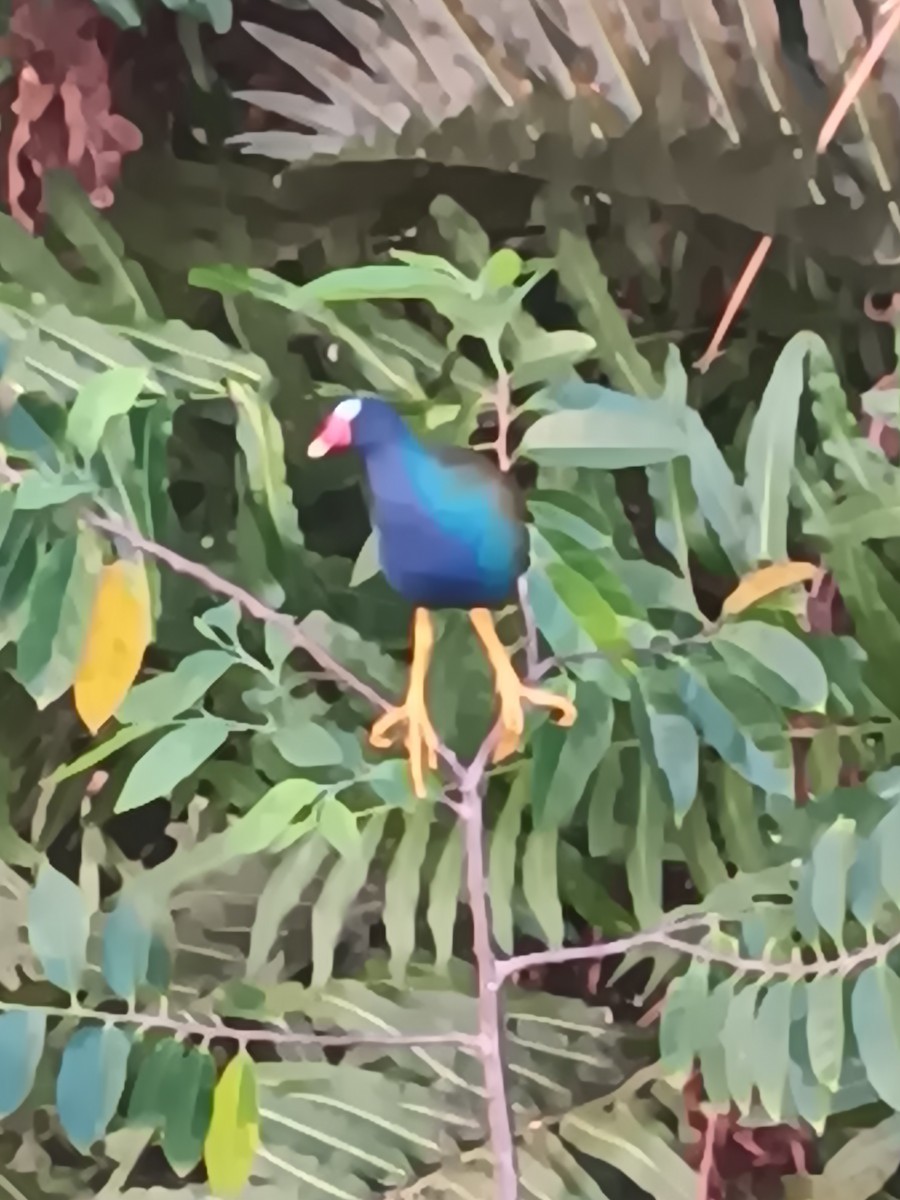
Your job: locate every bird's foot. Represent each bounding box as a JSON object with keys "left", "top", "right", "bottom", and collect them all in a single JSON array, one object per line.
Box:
[
  {"left": 492, "top": 668, "right": 577, "bottom": 762},
  {"left": 369, "top": 692, "right": 439, "bottom": 799}
]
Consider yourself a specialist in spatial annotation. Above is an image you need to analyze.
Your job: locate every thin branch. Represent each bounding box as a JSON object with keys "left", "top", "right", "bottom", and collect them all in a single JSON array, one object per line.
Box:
[
  {"left": 491, "top": 368, "right": 513, "bottom": 474},
  {"left": 695, "top": 236, "right": 773, "bottom": 373},
  {"left": 460, "top": 768, "right": 519, "bottom": 1200},
  {"left": 697, "top": 1111, "right": 719, "bottom": 1200},
  {"left": 499, "top": 917, "right": 900, "bottom": 982},
  {"left": 0, "top": 996, "right": 476, "bottom": 1049}
]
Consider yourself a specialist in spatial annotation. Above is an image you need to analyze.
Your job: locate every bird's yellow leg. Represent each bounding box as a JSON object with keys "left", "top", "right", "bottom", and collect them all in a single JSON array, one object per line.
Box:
[
  {"left": 369, "top": 607, "right": 439, "bottom": 798},
  {"left": 469, "top": 608, "right": 576, "bottom": 762}
]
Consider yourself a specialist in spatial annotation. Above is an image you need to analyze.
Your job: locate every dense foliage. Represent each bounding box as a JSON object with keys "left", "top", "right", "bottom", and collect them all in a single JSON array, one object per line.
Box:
[{"left": 3, "top": 1, "right": 900, "bottom": 1199}]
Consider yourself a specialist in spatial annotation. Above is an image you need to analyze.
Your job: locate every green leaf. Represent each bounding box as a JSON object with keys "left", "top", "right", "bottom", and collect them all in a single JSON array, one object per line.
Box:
[
  {"left": 0, "top": 1011, "right": 45, "bottom": 1117},
  {"left": 116, "top": 649, "right": 233, "bottom": 725},
  {"left": 816, "top": 1114, "right": 900, "bottom": 1200},
  {"left": 806, "top": 972, "right": 845, "bottom": 1091},
  {"left": 852, "top": 964, "right": 900, "bottom": 1110},
  {"left": 317, "top": 797, "right": 361, "bottom": 860},
  {"left": 510, "top": 330, "right": 597, "bottom": 389},
  {"left": 489, "top": 772, "right": 529, "bottom": 954},
  {"left": 160, "top": 0, "right": 233, "bottom": 34},
  {"left": 531, "top": 682, "right": 612, "bottom": 828},
  {"left": 625, "top": 764, "right": 665, "bottom": 925},
  {"left": 754, "top": 980, "right": 793, "bottom": 1119},
  {"left": 660, "top": 958, "right": 709, "bottom": 1080},
  {"left": 128, "top": 1037, "right": 182, "bottom": 1128},
  {"left": 270, "top": 716, "right": 344, "bottom": 770},
  {"left": 849, "top": 831, "right": 884, "bottom": 932},
  {"left": 678, "top": 798, "right": 728, "bottom": 894},
  {"left": 875, "top": 802, "right": 900, "bottom": 911},
  {"left": 560, "top": 1101, "right": 697, "bottom": 1200},
  {"left": 631, "top": 678, "right": 698, "bottom": 823},
  {"left": 13, "top": 475, "right": 94, "bottom": 510},
  {"left": 522, "top": 826, "right": 564, "bottom": 947},
  {"left": 545, "top": 561, "right": 624, "bottom": 649},
  {"left": 66, "top": 365, "right": 149, "bottom": 460},
  {"left": 56, "top": 1025, "right": 131, "bottom": 1152},
  {"left": 745, "top": 333, "right": 825, "bottom": 562},
  {"left": 115, "top": 718, "right": 231, "bottom": 813},
  {"left": 713, "top": 622, "right": 828, "bottom": 712},
  {"left": 717, "top": 766, "right": 768, "bottom": 871},
  {"left": 676, "top": 665, "right": 791, "bottom": 796},
  {"left": 383, "top": 805, "right": 432, "bottom": 982},
  {"left": 141, "top": 779, "right": 322, "bottom": 897},
  {"left": 521, "top": 385, "right": 686, "bottom": 469},
  {"left": 811, "top": 817, "right": 856, "bottom": 944},
  {"left": 231, "top": 380, "right": 301, "bottom": 548},
  {"left": 588, "top": 749, "right": 623, "bottom": 857},
  {"left": 721, "top": 982, "right": 760, "bottom": 1114},
  {"left": 16, "top": 528, "right": 101, "bottom": 707},
  {"left": 311, "top": 812, "right": 387, "bottom": 986},
  {"left": 27, "top": 864, "right": 89, "bottom": 994},
  {"left": 203, "top": 1051, "right": 258, "bottom": 1197},
  {"left": 481, "top": 247, "right": 522, "bottom": 289},
  {"left": 161, "top": 1045, "right": 216, "bottom": 1175},
  {"left": 427, "top": 825, "right": 463, "bottom": 972},
  {"left": 682, "top": 408, "right": 750, "bottom": 571},
  {"left": 247, "top": 834, "right": 330, "bottom": 977},
  {"left": 190, "top": 261, "right": 467, "bottom": 310},
  {"left": 102, "top": 897, "right": 154, "bottom": 1001}
]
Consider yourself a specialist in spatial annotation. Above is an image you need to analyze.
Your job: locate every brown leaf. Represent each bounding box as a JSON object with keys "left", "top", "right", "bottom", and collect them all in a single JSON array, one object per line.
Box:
[{"left": 721, "top": 561, "right": 819, "bottom": 617}]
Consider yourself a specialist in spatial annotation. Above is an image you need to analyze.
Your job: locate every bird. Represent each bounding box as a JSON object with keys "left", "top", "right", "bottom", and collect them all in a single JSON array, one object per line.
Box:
[{"left": 308, "top": 395, "right": 576, "bottom": 797}]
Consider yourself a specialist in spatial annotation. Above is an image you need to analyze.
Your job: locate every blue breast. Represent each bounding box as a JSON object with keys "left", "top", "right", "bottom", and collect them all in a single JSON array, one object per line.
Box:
[{"left": 364, "top": 443, "right": 524, "bottom": 609}]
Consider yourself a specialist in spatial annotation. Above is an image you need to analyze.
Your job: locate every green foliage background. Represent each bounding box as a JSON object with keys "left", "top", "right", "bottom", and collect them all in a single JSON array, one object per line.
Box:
[{"left": 4, "top": 1, "right": 900, "bottom": 1198}]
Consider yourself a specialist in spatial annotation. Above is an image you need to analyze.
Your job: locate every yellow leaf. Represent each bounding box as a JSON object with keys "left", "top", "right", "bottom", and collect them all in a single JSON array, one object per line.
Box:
[
  {"left": 73, "top": 559, "right": 151, "bottom": 733},
  {"left": 722, "top": 561, "right": 819, "bottom": 618},
  {"left": 204, "top": 1052, "right": 259, "bottom": 1198}
]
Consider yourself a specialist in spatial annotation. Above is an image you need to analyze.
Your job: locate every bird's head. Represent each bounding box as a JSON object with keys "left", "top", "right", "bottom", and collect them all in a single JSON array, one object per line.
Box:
[{"left": 307, "top": 396, "right": 409, "bottom": 459}]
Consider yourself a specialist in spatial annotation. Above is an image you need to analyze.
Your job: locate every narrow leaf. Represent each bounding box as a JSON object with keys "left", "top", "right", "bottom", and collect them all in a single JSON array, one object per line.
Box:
[
  {"left": 745, "top": 333, "right": 822, "bottom": 562},
  {"left": 522, "top": 827, "right": 564, "bottom": 946},
  {"left": 27, "top": 864, "right": 89, "bottom": 994},
  {"left": 115, "top": 718, "right": 230, "bottom": 813},
  {"left": 74, "top": 558, "right": 152, "bottom": 733},
  {"left": 806, "top": 972, "right": 845, "bottom": 1091},
  {"left": 811, "top": 818, "right": 856, "bottom": 944},
  {"left": 383, "top": 805, "right": 432, "bottom": 982},
  {"left": 660, "top": 958, "right": 709, "bottom": 1080},
  {"left": 56, "top": 1025, "right": 131, "bottom": 1152},
  {"left": 721, "top": 982, "right": 760, "bottom": 1114},
  {"left": 116, "top": 649, "right": 233, "bottom": 725},
  {"left": 311, "top": 812, "right": 387, "bottom": 986},
  {"left": 489, "top": 771, "right": 529, "bottom": 954},
  {"left": 427, "top": 825, "right": 463, "bottom": 972},
  {"left": 66, "top": 365, "right": 149, "bottom": 460},
  {"left": 162, "top": 1045, "right": 216, "bottom": 1176},
  {"left": 203, "top": 1052, "right": 259, "bottom": 1198},
  {"left": 0, "top": 1011, "right": 45, "bottom": 1117},
  {"left": 754, "top": 980, "right": 793, "bottom": 1119},
  {"left": 102, "top": 897, "right": 154, "bottom": 1001},
  {"left": 722, "top": 562, "right": 818, "bottom": 617},
  {"left": 852, "top": 964, "right": 900, "bottom": 1110}
]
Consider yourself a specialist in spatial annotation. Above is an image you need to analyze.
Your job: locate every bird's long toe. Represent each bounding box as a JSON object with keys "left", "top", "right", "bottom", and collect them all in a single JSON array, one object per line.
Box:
[
  {"left": 369, "top": 699, "right": 439, "bottom": 799},
  {"left": 492, "top": 677, "right": 577, "bottom": 763}
]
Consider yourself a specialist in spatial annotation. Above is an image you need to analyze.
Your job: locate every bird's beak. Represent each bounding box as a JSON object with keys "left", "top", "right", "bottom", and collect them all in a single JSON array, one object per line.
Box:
[{"left": 308, "top": 413, "right": 352, "bottom": 458}]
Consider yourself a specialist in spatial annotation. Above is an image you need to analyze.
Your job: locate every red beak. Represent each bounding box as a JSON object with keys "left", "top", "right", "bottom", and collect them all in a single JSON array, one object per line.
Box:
[{"left": 308, "top": 412, "right": 352, "bottom": 458}]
